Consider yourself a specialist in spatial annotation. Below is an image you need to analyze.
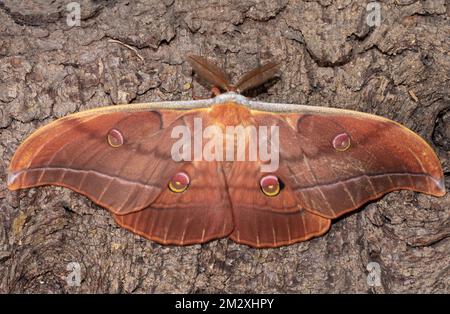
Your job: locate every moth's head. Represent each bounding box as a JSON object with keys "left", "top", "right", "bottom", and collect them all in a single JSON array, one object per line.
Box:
[{"left": 186, "top": 55, "right": 280, "bottom": 96}]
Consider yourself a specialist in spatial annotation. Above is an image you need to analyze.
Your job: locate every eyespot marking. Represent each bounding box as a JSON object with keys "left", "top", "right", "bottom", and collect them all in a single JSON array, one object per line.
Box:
[
  {"left": 168, "top": 172, "right": 190, "bottom": 193},
  {"left": 260, "top": 175, "right": 281, "bottom": 197},
  {"left": 333, "top": 133, "right": 351, "bottom": 152},
  {"left": 107, "top": 128, "right": 124, "bottom": 148}
]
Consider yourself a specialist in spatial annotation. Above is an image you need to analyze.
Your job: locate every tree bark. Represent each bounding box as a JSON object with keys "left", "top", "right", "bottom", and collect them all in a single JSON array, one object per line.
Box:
[{"left": 0, "top": 0, "right": 448, "bottom": 293}]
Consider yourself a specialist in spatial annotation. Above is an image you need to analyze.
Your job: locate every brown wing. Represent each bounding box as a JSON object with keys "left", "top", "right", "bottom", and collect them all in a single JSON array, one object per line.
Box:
[
  {"left": 251, "top": 109, "right": 445, "bottom": 220},
  {"left": 113, "top": 161, "right": 233, "bottom": 245},
  {"left": 224, "top": 106, "right": 444, "bottom": 246},
  {"left": 7, "top": 104, "right": 234, "bottom": 244},
  {"left": 8, "top": 106, "right": 182, "bottom": 215},
  {"left": 226, "top": 161, "right": 331, "bottom": 248}
]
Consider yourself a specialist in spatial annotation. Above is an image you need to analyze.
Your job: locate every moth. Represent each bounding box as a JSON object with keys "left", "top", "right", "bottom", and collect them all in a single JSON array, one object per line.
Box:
[{"left": 7, "top": 55, "right": 445, "bottom": 248}]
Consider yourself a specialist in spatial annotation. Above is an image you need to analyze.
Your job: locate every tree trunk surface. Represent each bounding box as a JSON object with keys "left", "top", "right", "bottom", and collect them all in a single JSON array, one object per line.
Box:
[{"left": 0, "top": 0, "right": 449, "bottom": 293}]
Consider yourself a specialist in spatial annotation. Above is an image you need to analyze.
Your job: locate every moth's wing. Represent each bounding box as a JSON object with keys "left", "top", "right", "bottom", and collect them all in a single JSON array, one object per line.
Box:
[
  {"left": 6, "top": 104, "right": 221, "bottom": 214},
  {"left": 226, "top": 104, "right": 445, "bottom": 247},
  {"left": 112, "top": 161, "right": 233, "bottom": 245},
  {"left": 226, "top": 161, "right": 331, "bottom": 248},
  {"left": 8, "top": 105, "right": 177, "bottom": 215},
  {"left": 249, "top": 105, "right": 445, "bottom": 220},
  {"left": 8, "top": 103, "right": 234, "bottom": 244}
]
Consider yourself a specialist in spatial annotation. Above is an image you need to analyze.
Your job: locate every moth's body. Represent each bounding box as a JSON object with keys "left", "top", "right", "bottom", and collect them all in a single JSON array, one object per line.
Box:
[
  {"left": 209, "top": 103, "right": 259, "bottom": 134},
  {"left": 7, "top": 57, "right": 445, "bottom": 248}
]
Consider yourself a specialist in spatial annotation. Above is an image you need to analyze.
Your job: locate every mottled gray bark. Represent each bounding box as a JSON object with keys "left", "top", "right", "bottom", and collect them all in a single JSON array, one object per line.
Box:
[{"left": 0, "top": 0, "right": 449, "bottom": 293}]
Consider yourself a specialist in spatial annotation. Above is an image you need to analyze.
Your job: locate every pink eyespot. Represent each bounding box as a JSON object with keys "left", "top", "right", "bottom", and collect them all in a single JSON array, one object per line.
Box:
[
  {"left": 107, "top": 128, "right": 124, "bottom": 148},
  {"left": 260, "top": 175, "right": 281, "bottom": 197},
  {"left": 168, "top": 172, "right": 190, "bottom": 193},
  {"left": 332, "top": 133, "right": 351, "bottom": 152}
]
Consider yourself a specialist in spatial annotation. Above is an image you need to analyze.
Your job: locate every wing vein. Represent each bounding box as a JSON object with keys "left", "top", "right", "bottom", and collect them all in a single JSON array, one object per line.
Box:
[
  {"left": 294, "top": 172, "right": 439, "bottom": 192},
  {"left": 14, "top": 167, "right": 160, "bottom": 189}
]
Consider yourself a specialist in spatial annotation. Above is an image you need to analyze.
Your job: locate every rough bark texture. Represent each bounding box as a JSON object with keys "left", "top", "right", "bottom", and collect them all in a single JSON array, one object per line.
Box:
[{"left": 0, "top": 0, "right": 449, "bottom": 293}]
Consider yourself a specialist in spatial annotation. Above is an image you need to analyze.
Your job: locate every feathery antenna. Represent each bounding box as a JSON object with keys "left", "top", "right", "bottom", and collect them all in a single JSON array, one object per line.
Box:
[
  {"left": 235, "top": 61, "right": 280, "bottom": 93},
  {"left": 186, "top": 55, "right": 232, "bottom": 91}
]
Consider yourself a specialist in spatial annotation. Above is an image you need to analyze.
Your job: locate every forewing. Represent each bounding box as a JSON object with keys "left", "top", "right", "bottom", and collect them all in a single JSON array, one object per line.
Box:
[
  {"left": 269, "top": 109, "right": 445, "bottom": 219},
  {"left": 8, "top": 106, "right": 189, "bottom": 215}
]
